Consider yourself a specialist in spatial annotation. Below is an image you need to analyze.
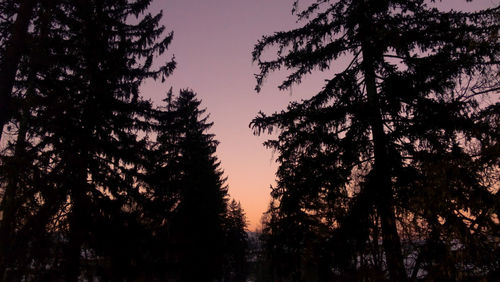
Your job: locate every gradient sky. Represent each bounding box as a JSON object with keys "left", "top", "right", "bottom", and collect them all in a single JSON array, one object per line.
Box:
[{"left": 141, "top": 0, "right": 497, "bottom": 230}]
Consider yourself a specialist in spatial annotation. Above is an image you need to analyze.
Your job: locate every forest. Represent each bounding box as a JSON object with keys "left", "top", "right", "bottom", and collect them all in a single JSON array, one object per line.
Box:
[{"left": 0, "top": 0, "right": 499, "bottom": 281}]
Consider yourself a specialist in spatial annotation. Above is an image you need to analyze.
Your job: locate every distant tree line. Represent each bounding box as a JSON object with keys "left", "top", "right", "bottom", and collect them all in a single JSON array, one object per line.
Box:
[
  {"left": 252, "top": 0, "right": 499, "bottom": 281},
  {"left": 0, "top": 0, "right": 248, "bottom": 281}
]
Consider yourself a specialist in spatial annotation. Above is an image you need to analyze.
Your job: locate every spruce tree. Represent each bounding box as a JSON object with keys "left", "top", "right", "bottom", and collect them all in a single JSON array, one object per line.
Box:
[
  {"left": 0, "top": 0, "right": 175, "bottom": 280},
  {"left": 252, "top": 0, "right": 499, "bottom": 280},
  {"left": 0, "top": 1, "right": 65, "bottom": 277},
  {"left": 154, "top": 89, "right": 230, "bottom": 281},
  {"left": 44, "top": 1, "right": 173, "bottom": 279},
  {"left": 223, "top": 199, "right": 249, "bottom": 282}
]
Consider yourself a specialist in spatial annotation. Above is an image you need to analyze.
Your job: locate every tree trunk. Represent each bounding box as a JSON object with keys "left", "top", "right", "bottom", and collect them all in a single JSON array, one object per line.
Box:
[
  {"left": 359, "top": 15, "right": 407, "bottom": 280},
  {"left": 0, "top": 0, "right": 36, "bottom": 141},
  {"left": 63, "top": 161, "right": 87, "bottom": 282},
  {"left": 61, "top": 141, "right": 90, "bottom": 282},
  {"left": 65, "top": 195, "right": 84, "bottom": 281},
  {"left": 0, "top": 117, "right": 28, "bottom": 278},
  {"left": 361, "top": 51, "right": 407, "bottom": 280}
]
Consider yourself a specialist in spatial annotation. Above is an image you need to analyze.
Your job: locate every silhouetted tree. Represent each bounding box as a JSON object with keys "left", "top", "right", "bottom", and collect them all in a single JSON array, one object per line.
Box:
[
  {"left": 252, "top": 0, "right": 499, "bottom": 280},
  {"left": 154, "top": 89, "right": 230, "bottom": 281},
  {"left": 1, "top": 1, "right": 250, "bottom": 280},
  {"left": 0, "top": 1, "right": 66, "bottom": 277},
  {"left": 0, "top": 0, "right": 175, "bottom": 280},
  {"left": 223, "top": 199, "right": 249, "bottom": 282}
]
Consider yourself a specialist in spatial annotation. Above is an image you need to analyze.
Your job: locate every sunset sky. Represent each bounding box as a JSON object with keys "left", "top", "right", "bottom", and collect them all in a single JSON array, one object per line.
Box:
[{"left": 142, "top": 0, "right": 497, "bottom": 230}]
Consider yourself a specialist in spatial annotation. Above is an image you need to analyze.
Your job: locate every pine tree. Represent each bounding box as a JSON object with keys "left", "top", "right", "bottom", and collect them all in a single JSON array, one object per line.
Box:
[
  {"left": 223, "top": 199, "right": 249, "bottom": 282},
  {"left": 252, "top": 0, "right": 499, "bottom": 280},
  {"left": 154, "top": 89, "right": 230, "bottom": 281},
  {"left": 0, "top": 0, "right": 175, "bottom": 280},
  {"left": 0, "top": 1, "right": 65, "bottom": 277},
  {"left": 44, "top": 1, "right": 173, "bottom": 279}
]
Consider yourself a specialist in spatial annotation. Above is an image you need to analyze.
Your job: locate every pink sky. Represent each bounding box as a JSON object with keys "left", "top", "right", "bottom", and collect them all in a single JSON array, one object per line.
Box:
[{"left": 142, "top": 0, "right": 497, "bottom": 230}]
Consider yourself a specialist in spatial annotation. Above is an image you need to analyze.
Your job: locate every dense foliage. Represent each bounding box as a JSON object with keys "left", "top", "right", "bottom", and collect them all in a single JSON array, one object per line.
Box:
[
  {"left": 1, "top": 0, "right": 498, "bottom": 281},
  {"left": 252, "top": 0, "right": 499, "bottom": 281},
  {"left": 150, "top": 89, "right": 235, "bottom": 280},
  {"left": 0, "top": 1, "right": 247, "bottom": 281}
]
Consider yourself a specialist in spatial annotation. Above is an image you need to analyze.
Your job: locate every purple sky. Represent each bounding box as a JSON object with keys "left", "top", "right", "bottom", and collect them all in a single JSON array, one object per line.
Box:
[{"left": 142, "top": 0, "right": 498, "bottom": 230}]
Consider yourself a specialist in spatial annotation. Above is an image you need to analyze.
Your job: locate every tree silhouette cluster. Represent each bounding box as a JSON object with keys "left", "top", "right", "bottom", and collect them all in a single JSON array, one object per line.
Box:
[
  {"left": 0, "top": 1, "right": 248, "bottom": 281},
  {"left": 252, "top": 0, "right": 499, "bottom": 281}
]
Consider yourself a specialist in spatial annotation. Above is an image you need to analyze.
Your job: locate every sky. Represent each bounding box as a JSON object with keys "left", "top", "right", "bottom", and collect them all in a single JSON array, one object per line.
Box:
[
  {"left": 143, "top": 0, "right": 330, "bottom": 230},
  {"left": 142, "top": 0, "right": 498, "bottom": 230}
]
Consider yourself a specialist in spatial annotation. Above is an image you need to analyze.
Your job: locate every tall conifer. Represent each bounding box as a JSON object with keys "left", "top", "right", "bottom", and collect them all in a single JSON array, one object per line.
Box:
[
  {"left": 252, "top": 1, "right": 499, "bottom": 280},
  {"left": 154, "top": 89, "right": 229, "bottom": 281},
  {"left": 0, "top": 0, "right": 175, "bottom": 280},
  {"left": 223, "top": 199, "right": 249, "bottom": 282}
]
